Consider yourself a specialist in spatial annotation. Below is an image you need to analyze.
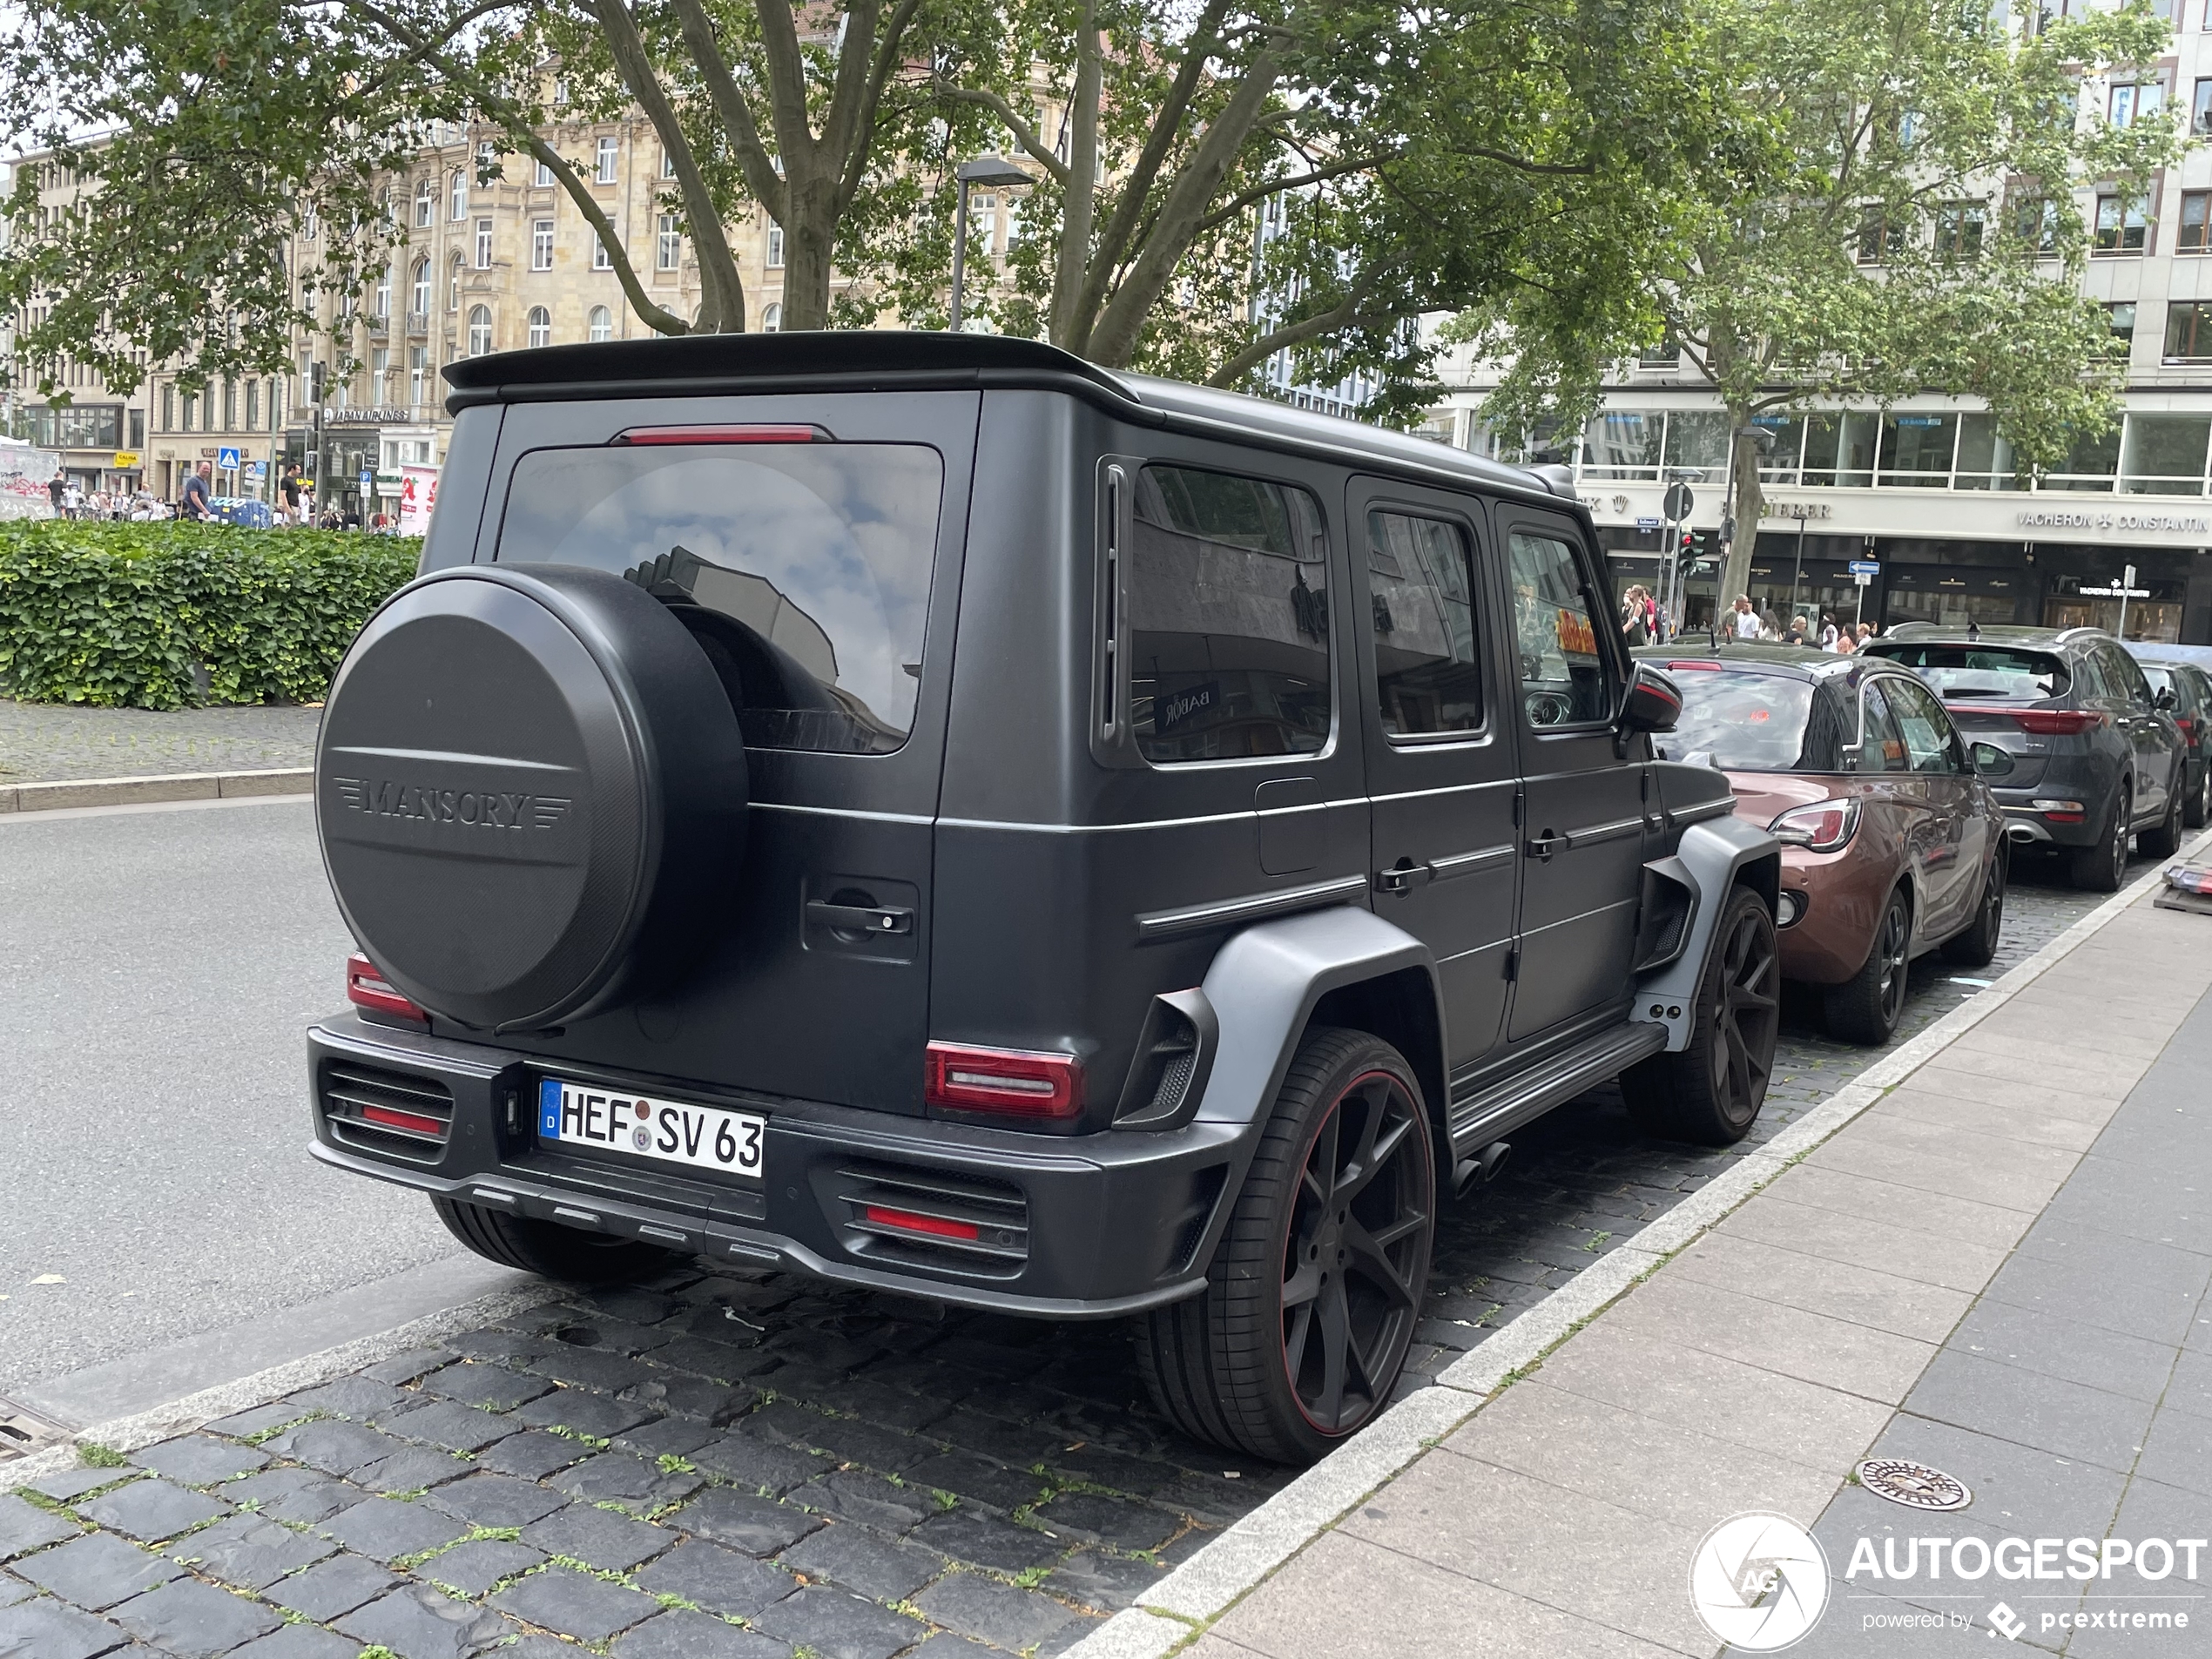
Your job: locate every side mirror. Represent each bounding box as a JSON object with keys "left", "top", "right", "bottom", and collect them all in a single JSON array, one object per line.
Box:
[
  {"left": 1969, "top": 741, "right": 2014, "bottom": 777},
  {"left": 2155, "top": 687, "right": 2177, "bottom": 711},
  {"left": 1620, "top": 661, "right": 1682, "bottom": 734}
]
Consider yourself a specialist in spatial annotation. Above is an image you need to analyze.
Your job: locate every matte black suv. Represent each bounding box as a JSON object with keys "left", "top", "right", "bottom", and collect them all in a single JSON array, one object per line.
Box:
[
  {"left": 1864, "top": 624, "right": 2187, "bottom": 891},
  {"left": 307, "top": 334, "right": 1781, "bottom": 1462}
]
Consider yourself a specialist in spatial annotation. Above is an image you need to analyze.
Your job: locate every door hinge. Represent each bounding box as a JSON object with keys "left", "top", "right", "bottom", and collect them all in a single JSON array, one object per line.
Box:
[
  {"left": 1512, "top": 785, "right": 1526, "bottom": 827},
  {"left": 1504, "top": 946, "right": 1521, "bottom": 982}
]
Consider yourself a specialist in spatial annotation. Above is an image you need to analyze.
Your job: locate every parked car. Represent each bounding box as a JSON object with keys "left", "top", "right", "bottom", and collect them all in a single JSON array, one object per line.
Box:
[
  {"left": 304, "top": 332, "right": 1781, "bottom": 1464},
  {"left": 1635, "top": 645, "right": 2007, "bottom": 1044},
  {"left": 2128, "top": 651, "right": 2212, "bottom": 829},
  {"left": 1862, "top": 624, "right": 2187, "bottom": 891}
]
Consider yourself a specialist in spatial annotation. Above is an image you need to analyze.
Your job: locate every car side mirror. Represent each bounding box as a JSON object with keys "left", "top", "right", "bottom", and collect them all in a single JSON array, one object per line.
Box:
[
  {"left": 1619, "top": 661, "right": 1682, "bottom": 734},
  {"left": 1969, "top": 741, "right": 2014, "bottom": 777},
  {"left": 2155, "top": 687, "right": 2177, "bottom": 711}
]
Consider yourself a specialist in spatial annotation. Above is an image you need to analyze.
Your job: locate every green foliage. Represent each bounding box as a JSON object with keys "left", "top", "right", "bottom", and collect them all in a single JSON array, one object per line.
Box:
[
  {"left": 0, "top": 523, "right": 417, "bottom": 710},
  {"left": 76, "top": 1442, "right": 127, "bottom": 1468}
]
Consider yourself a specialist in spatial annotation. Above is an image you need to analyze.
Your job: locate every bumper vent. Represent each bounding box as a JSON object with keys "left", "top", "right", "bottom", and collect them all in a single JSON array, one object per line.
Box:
[
  {"left": 834, "top": 1159, "right": 1029, "bottom": 1279},
  {"left": 321, "top": 1061, "right": 455, "bottom": 1162}
]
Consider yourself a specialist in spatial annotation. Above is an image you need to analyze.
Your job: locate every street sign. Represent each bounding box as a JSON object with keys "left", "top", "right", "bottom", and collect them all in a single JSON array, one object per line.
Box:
[
  {"left": 217, "top": 446, "right": 241, "bottom": 470},
  {"left": 2125, "top": 563, "right": 2138, "bottom": 587},
  {"left": 1635, "top": 516, "right": 1661, "bottom": 530},
  {"left": 246, "top": 461, "right": 266, "bottom": 481},
  {"left": 1662, "top": 482, "right": 1694, "bottom": 521},
  {"left": 1853, "top": 572, "right": 1872, "bottom": 587},
  {"left": 1848, "top": 560, "right": 1880, "bottom": 576},
  {"left": 358, "top": 469, "right": 374, "bottom": 491}
]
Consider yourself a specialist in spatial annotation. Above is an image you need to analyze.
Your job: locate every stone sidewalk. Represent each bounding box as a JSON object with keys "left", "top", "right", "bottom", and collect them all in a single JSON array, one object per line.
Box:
[
  {"left": 0, "top": 699, "right": 321, "bottom": 784},
  {"left": 1084, "top": 881, "right": 2212, "bottom": 1658}
]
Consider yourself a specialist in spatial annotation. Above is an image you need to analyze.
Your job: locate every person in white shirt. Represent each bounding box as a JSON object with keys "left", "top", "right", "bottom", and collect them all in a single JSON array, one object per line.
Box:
[{"left": 1731, "top": 596, "right": 1762, "bottom": 639}]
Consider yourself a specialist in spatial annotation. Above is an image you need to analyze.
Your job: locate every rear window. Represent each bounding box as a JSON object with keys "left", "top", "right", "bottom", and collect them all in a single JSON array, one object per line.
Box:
[
  {"left": 1649, "top": 668, "right": 1828, "bottom": 771},
  {"left": 1871, "top": 644, "right": 2068, "bottom": 701},
  {"left": 496, "top": 442, "right": 942, "bottom": 754}
]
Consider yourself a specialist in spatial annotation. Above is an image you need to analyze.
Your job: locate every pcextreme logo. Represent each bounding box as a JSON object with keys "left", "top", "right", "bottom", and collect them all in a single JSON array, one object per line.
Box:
[{"left": 1689, "top": 1513, "right": 1831, "bottom": 1651}]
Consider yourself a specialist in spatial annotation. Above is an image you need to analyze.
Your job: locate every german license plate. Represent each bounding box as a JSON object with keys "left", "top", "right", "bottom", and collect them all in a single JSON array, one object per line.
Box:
[{"left": 537, "top": 1078, "right": 765, "bottom": 1178}]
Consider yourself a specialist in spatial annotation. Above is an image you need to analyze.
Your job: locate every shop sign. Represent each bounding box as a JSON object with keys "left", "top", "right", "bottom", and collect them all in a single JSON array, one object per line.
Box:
[
  {"left": 2018, "top": 509, "right": 2210, "bottom": 535},
  {"left": 1761, "top": 501, "right": 1831, "bottom": 521},
  {"left": 111, "top": 450, "right": 138, "bottom": 469},
  {"left": 399, "top": 464, "right": 438, "bottom": 536}
]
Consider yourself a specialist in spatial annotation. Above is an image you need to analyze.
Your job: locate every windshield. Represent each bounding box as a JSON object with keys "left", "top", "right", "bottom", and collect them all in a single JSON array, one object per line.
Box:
[
  {"left": 1649, "top": 669, "right": 1824, "bottom": 771},
  {"left": 1871, "top": 644, "right": 2068, "bottom": 701},
  {"left": 496, "top": 442, "right": 943, "bottom": 754}
]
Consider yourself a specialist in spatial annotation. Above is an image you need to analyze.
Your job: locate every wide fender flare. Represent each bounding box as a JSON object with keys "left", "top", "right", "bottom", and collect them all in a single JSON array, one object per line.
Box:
[
  {"left": 1190, "top": 905, "right": 1440, "bottom": 1130},
  {"left": 1635, "top": 817, "right": 1781, "bottom": 1053}
]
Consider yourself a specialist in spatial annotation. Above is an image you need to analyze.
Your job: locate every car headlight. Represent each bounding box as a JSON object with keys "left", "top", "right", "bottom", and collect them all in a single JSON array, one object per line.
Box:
[{"left": 1770, "top": 798, "right": 1860, "bottom": 853}]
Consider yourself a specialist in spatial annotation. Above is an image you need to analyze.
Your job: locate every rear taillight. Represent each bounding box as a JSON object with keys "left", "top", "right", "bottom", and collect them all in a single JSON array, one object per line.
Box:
[
  {"left": 2010, "top": 709, "right": 2106, "bottom": 736},
  {"left": 2176, "top": 717, "right": 2195, "bottom": 738},
  {"left": 924, "top": 1042, "right": 1084, "bottom": 1120},
  {"left": 1666, "top": 660, "right": 1725, "bottom": 671},
  {"left": 1770, "top": 798, "right": 1860, "bottom": 853},
  {"left": 347, "top": 953, "right": 427, "bottom": 1024}
]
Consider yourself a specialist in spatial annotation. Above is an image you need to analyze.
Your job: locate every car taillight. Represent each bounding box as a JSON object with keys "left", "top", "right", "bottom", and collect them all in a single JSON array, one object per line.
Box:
[
  {"left": 2010, "top": 709, "right": 2105, "bottom": 736},
  {"left": 924, "top": 1042, "right": 1083, "bottom": 1120},
  {"left": 2176, "top": 717, "right": 2196, "bottom": 738},
  {"left": 347, "top": 953, "right": 427, "bottom": 1024},
  {"left": 611, "top": 424, "right": 828, "bottom": 445},
  {"left": 1770, "top": 798, "right": 1860, "bottom": 853},
  {"left": 1666, "top": 660, "right": 1725, "bottom": 671}
]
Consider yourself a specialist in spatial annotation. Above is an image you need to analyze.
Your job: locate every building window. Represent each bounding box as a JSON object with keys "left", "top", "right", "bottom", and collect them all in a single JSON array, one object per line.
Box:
[
  {"left": 448, "top": 253, "right": 463, "bottom": 311},
  {"left": 161, "top": 383, "right": 173, "bottom": 431},
  {"left": 2094, "top": 192, "right": 2149, "bottom": 255},
  {"left": 409, "top": 345, "right": 427, "bottom": 408},
  {"left": 475, "top": 218, "right": 493, "bottom": 268},
  {"left": 2006, "top": 191, "right": 2059, "bottom": 255},
  {"left": 2110, "top": 77, "right": 2166, "bottom": 128},
  {"left": 468, "top": 305, "right": 492, "bottom": 357},
  {"left": 414, "top": 179, "right": 433, "bottom": 228},
  {"left": 535, "top": 158, "right": 554, "bottom": 187},
  {"left": 596, "top": 137, "right": 618, "bottom": 183},
  {"left": 374, "top": 266, "right": 390, "bottom": 317},
  {"left": 592, "top": 230, "right": 611, "bottom": 270},
  {"left": 1856, "top": 207, "right": 1904, "bottom": 265},
  {"left": 528, "top": 306, "right": 551, "bottom": 348},
  {"left": 766, "top": 223, "right": 783, "bottom": 267},
  {"left": 531, "top": 219, "right": 554, "bottom": 271},
  {"left": 129, "top": 408, "right": 145, "bottom": 448},
  {"left": 181, "top": 391, "right": 195, "bottom": 432},
  {"left": 450, "top": 167, "right": 468, "bottom": 220},
  {"left": 661, "top": 148, "right": 677, "bottom": 179},
  {"left": 2182, "top": 192, "right": 2211, "bottom": 253},
  {"left": 369, "top": 351, "right": 388, "bottom": 408},
  {"left": 2166, "top": 300, "right": 2212, "bottom": 362},
  {"left": 1934, "top": 200, "right": 1985, "bottom": 258},
  {"left": 1636, "top": 340, "right": 1680, "bottom": 368},
  {"left": 2109, "top": 302, "right": 2138, "bottom": 347},
  {"left": 411, "top": 258, "right": 430, "bottom": 316},
  {"left": 657, "top": 214, "right": 681, "bottom": 270},
  {"left": 588, "top": 304, "right": 612, "bottom": 341},
  {"left": 762, "top": 302, "right": 781, "bottom": 333},
  {"left": 975, "top": 195, "right": 997, "bottom": 254}
]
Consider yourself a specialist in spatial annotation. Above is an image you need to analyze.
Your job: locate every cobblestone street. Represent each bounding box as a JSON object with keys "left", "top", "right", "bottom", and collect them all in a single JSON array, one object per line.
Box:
[{"left": 0, "top": 846, "right": 2144, "bottom": 1659}]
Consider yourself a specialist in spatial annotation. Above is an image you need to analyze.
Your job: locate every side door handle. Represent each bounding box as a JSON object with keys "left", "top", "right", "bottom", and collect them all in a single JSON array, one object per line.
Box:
[
  {"left": 805, "top": 900, "right": 914, "bottom": 934},
  {"left": 1374, "top": 860, "right": 1433, "bottom": 895},
  {"left": 1526, "top": 831, "right": 1568, "bottom": 860}
]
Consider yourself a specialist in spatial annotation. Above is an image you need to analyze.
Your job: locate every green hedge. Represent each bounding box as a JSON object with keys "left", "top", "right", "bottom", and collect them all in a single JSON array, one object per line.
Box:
[{"left": 0, "top": 521, "right": 420, "bottom": 709}]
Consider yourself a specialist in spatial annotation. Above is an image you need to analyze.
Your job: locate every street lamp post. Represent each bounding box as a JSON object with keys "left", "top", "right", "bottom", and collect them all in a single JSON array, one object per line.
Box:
[{"left": 948, "top": 156, "right": 1032, "bottom": 332}]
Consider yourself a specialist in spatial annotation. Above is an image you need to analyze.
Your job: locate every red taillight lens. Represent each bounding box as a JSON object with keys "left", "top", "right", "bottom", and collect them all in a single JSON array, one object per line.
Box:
[
  {"left": 1666, "top": 659, "right": 1725, "bottom": 671},
  {"left": 2176, "top": 717, "right": 2195, "bottom": 738},
  {"left": 361, "top": 1103, "right": 446, "bottom": 1135},
  {"left": 924, "top": 1042, "right": 1084, "bottom": 1120},
  {"left": 1770, "top": 798, "right": 1860, "bottom": 853},
  {"left": 611, "top": 424, "right": 828, "bottom": 445},
  {"left": 347, "top": 953, "right": 427, "bottom": 1023},
  {"left": 2011, "top": 709, "right": 2105, "bottom": 736},
  {"left": 862, "top": 1204, "right": 981, "bottom": 1242}
]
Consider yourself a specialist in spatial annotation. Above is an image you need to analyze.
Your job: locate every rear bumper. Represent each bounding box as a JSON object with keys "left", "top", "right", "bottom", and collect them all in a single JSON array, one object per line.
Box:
[{"left": 307, "top": 1015, "right": 1245, "bottom": 1319}]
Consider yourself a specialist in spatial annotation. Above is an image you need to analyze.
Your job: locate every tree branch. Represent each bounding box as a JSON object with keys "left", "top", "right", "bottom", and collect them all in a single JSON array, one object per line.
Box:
[
  {"left": 1209, "top": 285, "right": 1393, "bottom": 386},
  {"left": 834, "top": 0, "right": 926, "bottom": 209},
  {"left": 1049, "top": 0, "right": 1103, "bottom": 349},
  {"left": 1193, "top": 152, "right": 1393, "bottom": 235},
  {"left": 933, "top": 81, "right": 1071, "bottom": 188},
  {"left": 1083, "top": 0, "right": 1234, "bottom": 283},
  {"left": 672, "top": 0, "right": 787, "bottom": 218}
]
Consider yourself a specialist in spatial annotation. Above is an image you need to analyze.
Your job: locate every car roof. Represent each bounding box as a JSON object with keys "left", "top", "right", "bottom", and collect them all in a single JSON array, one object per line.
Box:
[
  {"left": 441, "top": 332, "right": 1556, "bottom": 502},
  {"left": 1630, "top": 641, "right": 1869, "bottom": 683},
  {"left": 1873, "top": 621, "right": 2107, "bottom": 651}
]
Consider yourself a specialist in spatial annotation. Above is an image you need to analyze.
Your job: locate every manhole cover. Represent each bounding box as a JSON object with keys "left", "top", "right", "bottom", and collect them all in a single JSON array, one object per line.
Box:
[{"left": 1856, "top": 1458, "right": 1972, "bottom": 1511}]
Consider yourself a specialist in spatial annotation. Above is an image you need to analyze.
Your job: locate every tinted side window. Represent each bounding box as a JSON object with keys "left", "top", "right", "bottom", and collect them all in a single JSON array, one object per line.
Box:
[
  {"left": 1127, "top": 465, "right": 1332, "bottom": 763},
  {"left": 1508, "top": 530, "right": 1613, "bottom": 725},
  {"left": 1858, "top": 681, "right": 1908, "bottom": 772},
  {"left": 496, "top": 442, "right": 942, "bottom": 754},
  {"left": 2101, "top": 644, "right": 2152, "bottom": 705},
  {"left": 1369, "top": 510, "right": 1484, "bottom": 738},
  {"left": 1887, "top": 676, "right": 1964, "bottom": 773},
  {"left": 2072, "top": 648, "right": 2109, "bottom": 701}
]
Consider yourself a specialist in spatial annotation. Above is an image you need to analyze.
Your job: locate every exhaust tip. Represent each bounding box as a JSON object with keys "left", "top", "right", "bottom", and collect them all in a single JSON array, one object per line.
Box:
[{"left": 1452, "top": 1141, "right": 1513, "bottom": 1198}]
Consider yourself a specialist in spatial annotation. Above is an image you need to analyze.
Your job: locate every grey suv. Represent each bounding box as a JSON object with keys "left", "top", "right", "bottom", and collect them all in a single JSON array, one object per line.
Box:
[
  {"left": 1864, "top": 624, "right": 2186, "bottom": 890},
  {"left": 306, "top": 334, "right": 1780, "bottom": 1462}
]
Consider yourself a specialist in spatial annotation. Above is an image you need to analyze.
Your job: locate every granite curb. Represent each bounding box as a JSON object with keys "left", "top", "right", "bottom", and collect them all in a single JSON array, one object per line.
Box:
[
  {"left": 0, "top": 768, "right": 312, "bottom": 813},
  {"left": 1063, "top": 823, "right": 2212, "bottom": 1659}
]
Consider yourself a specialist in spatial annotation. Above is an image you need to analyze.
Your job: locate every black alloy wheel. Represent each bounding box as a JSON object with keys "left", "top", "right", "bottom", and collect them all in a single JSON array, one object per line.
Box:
[
  {"left": 1825, "top": 889, "right": 1912, "bottom": 1045},
  {"left": 2190, "top": 759, "right": 2211, "bottom": 831},
  {"left": 1279, "top": 1069, "right": 1433, "bottom": 1436},
  {"left": 1941, "top": 839, "right": 2007, "bottom": 968},
  {"left": 2141, "top": 775, "right": 2185, "bottom": 860},
  {"left": 2072, "top": 786, "right": 2130, "bottom": 893},
  {"left": 1621, "top": 886, "right": 1779, "bottom": 1144}
]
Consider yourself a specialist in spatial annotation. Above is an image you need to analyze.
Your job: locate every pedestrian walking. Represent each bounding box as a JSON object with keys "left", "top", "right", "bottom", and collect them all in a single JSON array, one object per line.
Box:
[
  {"left": 1621, "top": 584, "right": 1650, "bottom": 647},
  {"left": 179, "top": 462, "right": 212, "bottom": 522}
]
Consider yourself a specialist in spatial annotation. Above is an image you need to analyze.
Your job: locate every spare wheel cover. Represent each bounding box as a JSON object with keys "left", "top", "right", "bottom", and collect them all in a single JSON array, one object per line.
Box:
[{"left": 316, "top": 563, "right": 746, "bottom": 1030}]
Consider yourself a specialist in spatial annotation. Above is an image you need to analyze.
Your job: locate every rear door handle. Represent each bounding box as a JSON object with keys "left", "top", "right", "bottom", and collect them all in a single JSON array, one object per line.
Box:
[{"left": 1526, "top": 832, "right": 1568, "bottom": 860}]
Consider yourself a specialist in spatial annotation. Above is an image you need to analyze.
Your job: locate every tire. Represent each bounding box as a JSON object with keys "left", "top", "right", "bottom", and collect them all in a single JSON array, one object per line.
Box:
[
  {"left": 2140, "top": 775, "right": 2185, "bottom": 860},
  {"left": 2187, "top": 759, "right": 2210, "bottom": 832},
  {"left": 2070, "top": 786, "right": 2131, "bottom": 892},
  {"left": 1136, "top": 1027, "right": 1436, "bottom": 1465},
  {"left": 1940, "top": 839, "right": 2008, "bottom": 968},
  {"left": 431, "top": 1196, "right": 684, "bottom": 1285},
  {"left": 1824, "top": 887, "right": 1912, "bottom": 1047},
  {"left": 1621, "top": 887, "right": 1779, "bottom": 1143}
]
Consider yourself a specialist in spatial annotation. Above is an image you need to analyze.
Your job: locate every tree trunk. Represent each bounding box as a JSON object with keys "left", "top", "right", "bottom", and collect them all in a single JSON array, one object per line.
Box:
[
  {"left": 780, "top": 172, "right": 839, "bottom": 330},
  {"left": 1718, "top": 402, "right": 1764, "bottom": 617}
]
